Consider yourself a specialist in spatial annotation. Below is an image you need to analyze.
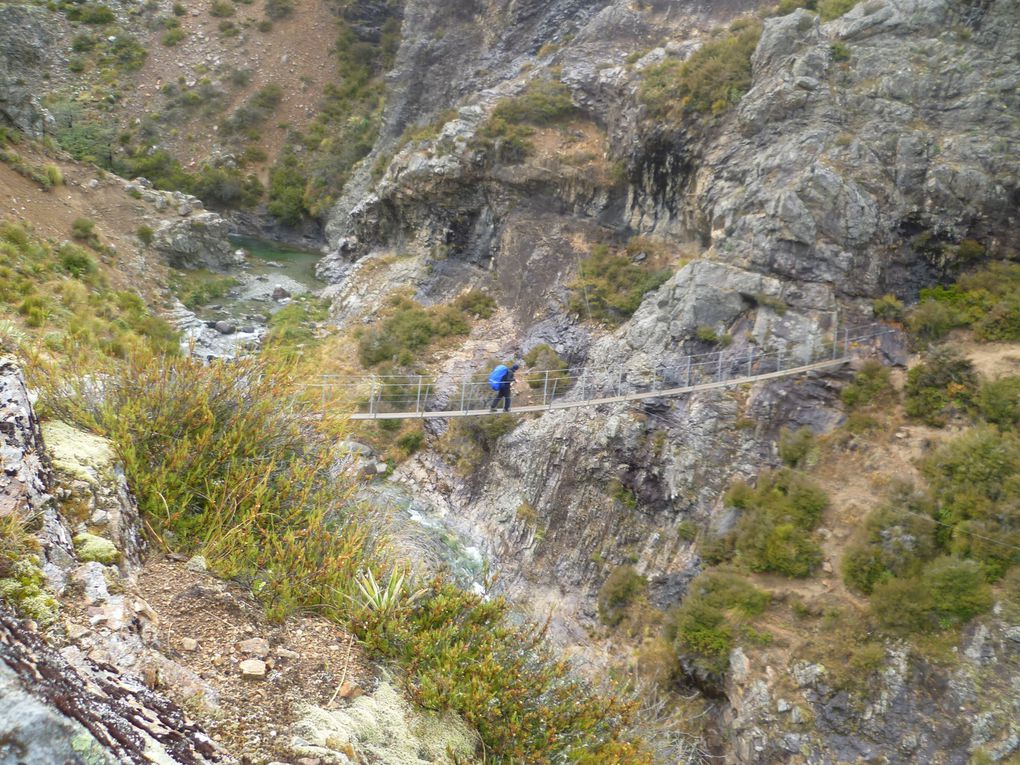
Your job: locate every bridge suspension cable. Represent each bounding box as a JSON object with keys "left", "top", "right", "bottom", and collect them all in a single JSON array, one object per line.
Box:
[{"left": 310, "top": 325, "right": 898, "bottom": 420}]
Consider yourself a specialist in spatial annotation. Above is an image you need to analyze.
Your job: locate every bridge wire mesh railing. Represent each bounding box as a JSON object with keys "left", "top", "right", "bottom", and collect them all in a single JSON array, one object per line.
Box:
[{"left": 306, "top": 325, "right": 898, "bottom": 418}]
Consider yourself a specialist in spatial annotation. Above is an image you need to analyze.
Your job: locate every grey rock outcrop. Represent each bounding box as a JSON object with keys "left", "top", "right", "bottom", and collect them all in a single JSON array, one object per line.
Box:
[
  {"left": 153, "top": 212, "right": 236, "bottom": 271},
  {"left": 0, "top": 6, "right": 55, "bottom": 136},
  {"left": 0, "top": 605, "right": 223, "bottom": 765}
]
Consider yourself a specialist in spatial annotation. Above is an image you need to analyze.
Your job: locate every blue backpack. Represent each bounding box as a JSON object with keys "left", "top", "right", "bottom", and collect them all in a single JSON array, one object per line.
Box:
[{"left": 488, "top": 364, "right": 509, "bottom": 390}]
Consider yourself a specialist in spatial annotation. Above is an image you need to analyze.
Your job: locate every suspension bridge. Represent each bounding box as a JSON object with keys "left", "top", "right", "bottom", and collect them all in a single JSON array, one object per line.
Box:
[{"left": 312, "top": 326, "right": 897, "bottom": 420}]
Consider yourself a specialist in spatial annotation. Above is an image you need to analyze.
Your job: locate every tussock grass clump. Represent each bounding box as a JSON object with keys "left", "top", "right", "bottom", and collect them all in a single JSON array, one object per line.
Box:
[
  {"left": 0, "top": 222, "right": 178, "bottom": 358},
  {"left": 568, "top": 244, "right": 672, "bottom": 326},
  {"left": 640, "top": 19, "right": 762, "bottom": 121}
]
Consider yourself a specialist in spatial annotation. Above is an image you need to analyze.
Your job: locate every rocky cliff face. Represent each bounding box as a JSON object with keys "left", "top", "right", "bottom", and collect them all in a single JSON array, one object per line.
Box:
[
  {"left": 0, "top": 6, "right": 56, "bottom": 137},
  {"left": 317, "top": 0, "right": 1020, "bottom": 760}
]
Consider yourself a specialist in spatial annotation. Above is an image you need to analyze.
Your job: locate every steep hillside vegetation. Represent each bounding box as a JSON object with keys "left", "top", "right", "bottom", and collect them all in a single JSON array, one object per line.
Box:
[{"left": 3, "top": 0, "right": 1020, "bottom": 762}]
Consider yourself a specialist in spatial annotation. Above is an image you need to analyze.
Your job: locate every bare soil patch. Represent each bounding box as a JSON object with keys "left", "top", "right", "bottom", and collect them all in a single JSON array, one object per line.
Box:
[{"left": 135, "top": 557, "right": 373, "bottom": 763}]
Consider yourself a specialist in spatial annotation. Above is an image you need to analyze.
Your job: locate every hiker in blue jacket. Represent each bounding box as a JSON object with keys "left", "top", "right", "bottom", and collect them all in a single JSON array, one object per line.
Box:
[{"left": 488, "top": 363, "right": 519, "bottom": 412}]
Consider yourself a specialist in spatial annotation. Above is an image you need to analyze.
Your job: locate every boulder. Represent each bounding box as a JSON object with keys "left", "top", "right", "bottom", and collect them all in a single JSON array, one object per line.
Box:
[{"left": 152, "top": 212, "right": 236, "bottom": 271}]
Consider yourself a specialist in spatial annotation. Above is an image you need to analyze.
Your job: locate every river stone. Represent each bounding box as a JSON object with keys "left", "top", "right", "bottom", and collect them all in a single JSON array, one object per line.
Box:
[{"left": 214, "top": 321, "right": 236, "bottom": 335}]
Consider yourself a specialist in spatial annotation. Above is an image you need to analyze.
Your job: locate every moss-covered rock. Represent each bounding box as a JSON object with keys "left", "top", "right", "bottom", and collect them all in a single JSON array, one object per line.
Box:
[
  {"left": 41, "top": 421, "right": 116, "bottom": 485},
  {"left": 73, "top": 533, "right": 120, "bottom": 565},
  {"left": 291, "top": 681, "right": 478, "bottom": 765},
  {"left": 0, "top": 555, "right": 59, "bottom": 627}
]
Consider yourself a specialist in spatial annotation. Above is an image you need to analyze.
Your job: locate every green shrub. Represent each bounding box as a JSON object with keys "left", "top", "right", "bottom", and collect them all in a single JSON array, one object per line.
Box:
[
  {"left": 640, "top": 20, "right": 762, "bottom": 120},
  {"left": 728, "top": 469, "right": 827, "bottom": 577},
  {"left": 872, "top": 293, "right": 904, "bottom": 321},
  {"left": 908, "top": 299, "right": 962, "bottom": 343},
  {"left": 71, "top": 33, "right": 97, "bottom": 52},
  {"left": 209, "top": 0, "right": 234, "bottom": 17},
  {"left": 162, "top": 27, "right": 186, "bottom": 46},
  {"left": 491, "top": 79, "right": 577, "bottom": 126},
  {"left": 452, "top": 289, "right": 496, "bottom": 318},
  {"left": 841, "top": 359, "right": 895, "bottom": 409},
  {"left": 841, "top": 494, "right": 937, "bottom": 594},
  {"left": 173, "top": 2, "right": 186, "bottom": 15},
  {"left": 70, "top": 217, "right": 97, "bottom": 243},
  {"left": 916, "top": 262, "right": 1020, "bottom": 343},
  {"left": 267, "top": 151, "right": 308, "bottom": 225},
  {"left": 974, "top": 294, "right": 1020, "bottom": 342},
  {"left": 59, "top": 245, "right": 97, "bottom": 278},
  {"left": 870, "top": 574, "right": 932, "bottom": 633},
  {"left": 976, "top": 376, "right": 1020, "bottom": 429},
  {"left": 830, "top": 41, "right": 851, "bottom": 61},
  {"left": 263, "top": 297, "right": 329, "bottom": 354},
  {"left": 568, "top": 244, "right": 671, "bottom": 325},
  {"left": 778, "top": 426, "right": 816, "bottom": 468},
  {"left": 522, "top": 343, "right": 572, "bottom": 391},
  {"left": 190, "top": 165, "right": 263, "bottom": 208},
  {"left": 357, "top": 294, "right": 476, "bottom": 367},
  {"left": 871, "top": 556, "right": 992, "bottom": 634},
  {"left": 473, "top": 117, "right": 534, "bottom": 163},
  {"left": 670, "top": 572, "right": 768, "bottom": 679},
  {"left": 597, "top": 565, "right": 647, "bottom": 626},
  {"left": 925, "top": 556, "right": 993, "bottom": 624},
  {"left": 99, "top": 34, "right": 147, "bottom": 71},
  {"left": 441, "top": 415, "right": 519, "bottom": 475},
  {"left": 221, "top": 87, "right": 284, "bottom": 135},
  {"left": 170, "top": 270, "right": 238, "bottom": 310},
  {"left": 904, "top": 347, "right": 977, "bottom": 426},
  {"left": 136, "top": 225, "right": 154, "bottom": 245},
  {"left": 395, "top": 429, "right": 423, "bottom": 456},
  {"left": 817, "top": 0, "right": 858, "bottom": 19},
  {"left": 922, "top": 425, "right": 1020, "bottom": 577},
  {"left": 265, "top": 0, "right": 293, "bottom": 18},
  {"left": 77, "top": 4, "right": 116, "bottom": 24}
]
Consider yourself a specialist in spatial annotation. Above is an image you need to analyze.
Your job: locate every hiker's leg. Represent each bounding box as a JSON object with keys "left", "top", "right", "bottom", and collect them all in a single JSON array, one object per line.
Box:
[{"left": 502, "top": 384, "right": 511, "bottom": 412}]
